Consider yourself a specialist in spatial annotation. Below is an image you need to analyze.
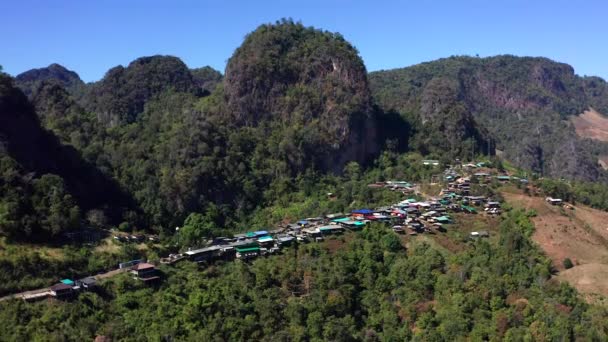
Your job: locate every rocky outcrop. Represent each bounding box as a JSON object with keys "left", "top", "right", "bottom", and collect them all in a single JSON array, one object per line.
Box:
[{"left": 223, "top": 19, "right": 378, "bottom": 172}]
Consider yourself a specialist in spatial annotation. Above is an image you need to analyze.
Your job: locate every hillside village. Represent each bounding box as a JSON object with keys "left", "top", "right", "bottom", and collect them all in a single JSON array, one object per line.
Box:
[{"left": 6, "top": 160, "right": 539, "bottom": 303}]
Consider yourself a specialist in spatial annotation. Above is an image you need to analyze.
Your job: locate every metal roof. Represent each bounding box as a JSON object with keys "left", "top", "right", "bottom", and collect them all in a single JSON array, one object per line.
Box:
[{"left": 184, "top": 245, "right": 223, "bottom": 256}]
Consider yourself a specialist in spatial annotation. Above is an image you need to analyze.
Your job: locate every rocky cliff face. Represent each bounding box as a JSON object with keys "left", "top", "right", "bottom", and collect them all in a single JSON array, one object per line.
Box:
[
  {"left": 223, "top": 20, "right": 378, "bottom": 172},
  {"left": 370, "top": 55, "right": 608, "bottom": 181}
]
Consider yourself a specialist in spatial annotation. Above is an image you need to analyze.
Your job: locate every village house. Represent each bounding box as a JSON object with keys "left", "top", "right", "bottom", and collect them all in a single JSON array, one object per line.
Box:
[
  {"left": 470, "top": 231, "right": 490, "bottom": 238},
  {"left": 352, "top": 209, "right": 374, "bottom": 217},
  {"left": 302, "top": 227, "right": 322, "bottom": 238},
  {"left": 545, "top": 197, "right": 563, "bottom": 205},
  {"left": 50, "top": 283, "right": 73, "bottom": 299},
  {"left": 318, "top": 224, "right": 345, "bottom": 235},
  {"left": 464, "top": 196, "right": 486, "bottom": 206},
  {"left": 235, "top": 245, "right": 261, "bottom": 259},
  {"left": 485, "top": 201, "right": 501, "bottom": 209},
  {"left": 338, "top": 220, "right": 366, "bottom": 230},
  {"left": 131, "top": 263, "right": 160, "bottom": 282},
  {"left": 78, "top": 276, "right": 97, "bottom": 290},
  {"left": 392, "top": 225, "right": 405, "bottom": 234},
  {"left": 325, "top": 213, "right": 346, "bottom": 220},
  {"left": 257, "top": 235, "right": 275, "bottom": 248},
  {"left": 185, "top": 245, "right": 225, "bottom": 263},
  {"left": 496, "top": 175, "right": 511, "bottom": 182},
  {"left": 276, "top": 235, "right": 295, "bottom": 246}
]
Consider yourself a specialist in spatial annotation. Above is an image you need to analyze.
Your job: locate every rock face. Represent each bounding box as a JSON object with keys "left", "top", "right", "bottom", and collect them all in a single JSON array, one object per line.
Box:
[
  {"left": 85, "top": 55, "right": 196, "bottom": 125},
  {"left": 223, "top": 19, "right": 378, "bottom": 171},
  {"left": 15, "top": 63, "right": 84, "bottom": 97},
  {"left": 417, "top": 77, "right": 490, "bottom": 156},
  {"left": 370, "top": 55, "right": 608, "bottom": 181}
]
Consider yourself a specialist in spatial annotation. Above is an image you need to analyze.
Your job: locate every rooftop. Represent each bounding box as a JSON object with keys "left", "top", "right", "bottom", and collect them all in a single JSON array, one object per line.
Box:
[
  {"left": 132, "top": 262, "right": 156, "bottom": 271},
  {"left": 51, "top": 283, "right": 73, "bottom": 291}
]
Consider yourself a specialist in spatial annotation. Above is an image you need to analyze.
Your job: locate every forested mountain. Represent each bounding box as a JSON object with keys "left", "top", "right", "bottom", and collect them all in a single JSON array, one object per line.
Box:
[
  {"left": 370, "top": 55, "right": 608, "bottom": 181},
  {"left": 0, "top": 73, "right": 132, "bottom": 241},
  {"left": 83, "top": 55, "right": 197, "bottom": 126},
  {"left": 15, "top": 63, "right": 84, "bottom": 98},
  {"left": 9, "top": 26, "right": 608, "bottom": 234},
  {"left": 6, "top": 20, "right": 384, "bottom": 232},
  {"left": 190, "top": 66, "right": 222, "bottom": 95},
  {"left": 224, "top": 20, "right": 379, "bottom": 171}
]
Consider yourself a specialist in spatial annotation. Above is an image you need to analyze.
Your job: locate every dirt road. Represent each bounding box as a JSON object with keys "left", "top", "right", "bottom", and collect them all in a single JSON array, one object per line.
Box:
[{"left": 0, "top": 268, "right": 127, "bottom": 302}]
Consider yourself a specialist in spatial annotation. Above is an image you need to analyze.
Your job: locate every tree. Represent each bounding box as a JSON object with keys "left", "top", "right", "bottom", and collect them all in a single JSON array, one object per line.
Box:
[{"left": 178, "top": 205, "right": 221, "bottom": 247}]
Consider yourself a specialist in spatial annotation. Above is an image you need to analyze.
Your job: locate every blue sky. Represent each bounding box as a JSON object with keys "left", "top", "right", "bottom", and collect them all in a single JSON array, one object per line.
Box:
[{"left": 2, "top": 0, "right": 607, "bottom": 82}]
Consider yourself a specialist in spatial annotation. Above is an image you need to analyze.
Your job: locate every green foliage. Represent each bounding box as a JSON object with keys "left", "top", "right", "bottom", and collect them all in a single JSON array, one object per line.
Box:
[
  {"left": 537, "top": 178, "right": 608, "bottom": 211},
  {"left": 85, "top": 55, "right": 197, "bottom": 125},
  {"left": 190, "top": 66, "right": 222, "bottom": 95},
  {"left": 563, "top": 258, "right": 574, "bottom": 269},
  {"left": 1, "top": 209, "right": 606, "bottom": 340},
  {"left": 0, "top": 242, "right": 143, "bottom": 296},
  {"left": 177, "top": 205, "right": 224, "bottom": 246},
  {"left": 369, "top": 55, "right": 608, "bottom": 181},
  {"left": 0, "top": 156, "right": 80, "bottom": 241}
]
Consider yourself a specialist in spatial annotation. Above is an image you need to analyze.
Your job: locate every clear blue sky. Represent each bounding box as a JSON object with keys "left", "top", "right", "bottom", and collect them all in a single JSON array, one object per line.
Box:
[{"left": 2, "top": 0, "right": 607, "bottom": 82}]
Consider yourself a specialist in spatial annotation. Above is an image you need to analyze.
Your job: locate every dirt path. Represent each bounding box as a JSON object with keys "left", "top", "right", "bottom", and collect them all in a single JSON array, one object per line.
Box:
[{"left": 0, "top": 268, "right": 127, "bottom": 302}]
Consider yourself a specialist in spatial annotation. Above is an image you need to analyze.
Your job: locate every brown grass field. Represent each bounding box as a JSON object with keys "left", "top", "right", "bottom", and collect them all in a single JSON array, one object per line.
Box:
[
  {"left": 503, "top": 189, "right": 608, "bottom": 301},
  {"left": 571, "top": 108, "right": 608, "bottom": 142}
]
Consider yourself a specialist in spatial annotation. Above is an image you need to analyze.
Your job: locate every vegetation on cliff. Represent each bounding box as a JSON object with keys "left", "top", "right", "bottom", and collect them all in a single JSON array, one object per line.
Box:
[{"left": 370, "top": 55, "right": 608, "bottom": 181}]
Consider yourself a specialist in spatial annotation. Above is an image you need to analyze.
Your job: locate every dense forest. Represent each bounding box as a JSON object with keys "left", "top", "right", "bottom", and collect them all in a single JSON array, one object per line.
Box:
[
  {"left": 370, "top": 55, "right": 608, "bottom": 182},
  {"left": 2, "top": 210, "right": 608, "bottom": 340},
  {"left": 3, "top": 19, "right": 608, "bottom": 340}
]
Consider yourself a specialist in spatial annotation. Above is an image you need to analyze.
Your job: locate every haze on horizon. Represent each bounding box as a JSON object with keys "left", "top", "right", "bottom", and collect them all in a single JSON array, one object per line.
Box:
[{"left": 2, "top": 0, "right": 607, "bottom": 82}]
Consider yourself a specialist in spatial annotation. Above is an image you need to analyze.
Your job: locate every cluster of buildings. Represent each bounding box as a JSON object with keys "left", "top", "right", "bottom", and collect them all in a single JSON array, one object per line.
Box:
[
  {"left": 20, "top": 261, "right": 162, "bottom": 302},
  {"left": 172, "top": 174, "right": 504, "bottom": 266},
  {"left": 21, "top": 277, "right": 98, "bottom": 302},
  {"left": 25, "top": 163, "right": 513, "bottom": 302}
]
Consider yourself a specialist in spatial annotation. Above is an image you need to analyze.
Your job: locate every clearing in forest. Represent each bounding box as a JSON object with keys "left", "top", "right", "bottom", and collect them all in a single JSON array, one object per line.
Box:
[
  {"left": 571, "top": 108, "right": 608, "bottom": 142},
  {"left": 503, "top": 190, "right": 608, "bottom": 300}
]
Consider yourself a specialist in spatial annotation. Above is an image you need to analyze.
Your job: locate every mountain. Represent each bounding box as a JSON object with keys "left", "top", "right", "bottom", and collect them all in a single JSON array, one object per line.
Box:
[
  {"left": 84, "top": 55, "right": 197, "bottom": 126},
  {"left": 11, "top": 28, "right": 608, "bottom": 232},
  {"left": 191, "top": 66, "right": 222, "bottom": 96},
  {"left": 10, "top": 21, "right": 382, "bottom": 230},
  {"left": 224, "top": 19, "right": 379, "bottom": 171},
  {"left": 14, "top": 63, "right": 85, "bottom": 98},
  {"left": 370, "top": 55, "right": 608, "bottom": 181},
  {"left": 0, "top": 73, "right": 134, "bottom": 240}
]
